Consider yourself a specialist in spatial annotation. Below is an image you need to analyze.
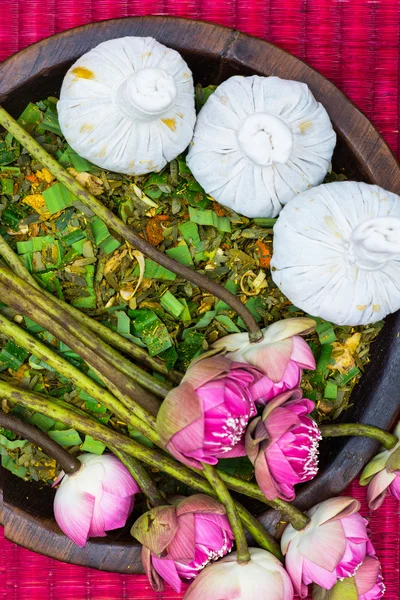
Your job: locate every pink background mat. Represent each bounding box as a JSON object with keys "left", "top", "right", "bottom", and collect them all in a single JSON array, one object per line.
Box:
[{"left": 0, "top": 0, "right": 399, "bottom": 598}]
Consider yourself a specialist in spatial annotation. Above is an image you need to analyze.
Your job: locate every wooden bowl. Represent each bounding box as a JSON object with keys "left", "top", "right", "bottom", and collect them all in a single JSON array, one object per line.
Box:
[{"left": 1, "top": 16, "right": 399, "bottom": 573}]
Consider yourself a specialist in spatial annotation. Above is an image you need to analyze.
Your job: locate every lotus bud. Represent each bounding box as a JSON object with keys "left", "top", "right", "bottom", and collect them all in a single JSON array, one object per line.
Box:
[
  {"left": 281, "top": 497, "right": 371, "bottom": 598},
  {"left": 53, "top": 453, "right": 140, "bottom": 547},
  {"left": 183, "top": 547, "right": 294, "bottom": 600},
  {"left": 360, "top": 422, "right": 400, "bottom": 510},
  {"left": 212, "top": 317, "right": 316, "bottom": 404},
  {"left": 131, "top": 494, "right": 233, "bottom": 593},
  {"left": 245, "top": 388, "right": 321, "bottom": 501},
  {"left": 156, "top": 356, "right": 258, "bottom": 468}
]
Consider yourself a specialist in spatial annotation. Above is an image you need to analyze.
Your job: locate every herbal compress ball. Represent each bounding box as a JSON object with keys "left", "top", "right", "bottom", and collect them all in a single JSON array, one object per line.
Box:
[
  {"left": 271, "top": 181, "right": 400, "bottom": 326},
  {"left": 187, "top": 75, "right": 336, "bottom": 218},
  {"left": 58, "top": 36, "right": 196, "bottom": 175}
]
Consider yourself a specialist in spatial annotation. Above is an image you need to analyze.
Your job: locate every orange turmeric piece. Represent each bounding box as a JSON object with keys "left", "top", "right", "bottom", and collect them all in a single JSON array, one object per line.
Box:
[
  {"left": 255, "top": 239, "right": 272, "bottom": 268},
  {"left": 146, "top": 216, "right": 168, "bottom": 246}
]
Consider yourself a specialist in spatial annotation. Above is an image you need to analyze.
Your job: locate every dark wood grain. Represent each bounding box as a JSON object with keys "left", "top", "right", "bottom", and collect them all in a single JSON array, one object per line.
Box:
[{"left": 0, "top": 16, "right": 399, "bottom": 572}]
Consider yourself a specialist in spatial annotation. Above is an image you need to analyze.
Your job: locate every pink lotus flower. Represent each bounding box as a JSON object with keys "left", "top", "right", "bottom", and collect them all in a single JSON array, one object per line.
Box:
[
  {"left": 212, "top": 317, "right": 316, "bottom": 404},
  {"left": 183, "top": 548, "right": 294, "bottom": 600},
  {"left": 53, "top": 453, "right": 140, "bottom": 547},
  {"left": 156, "top": 356, "right": 258, "bottom": 468},
  {"left": 245, "top": 388, "right": 321, "bottom": 501},
  {"left": 132, "top": 494, "right": 234, "bottom": 593},
  {"left": 281, "top": 497, "right": 371, "bottom": 598},
  {"left": 360, "top": 422, "right": 400, "bottom": 510},
  {"left": 313, "top": 553, "right": 385, "bottom": 600}
]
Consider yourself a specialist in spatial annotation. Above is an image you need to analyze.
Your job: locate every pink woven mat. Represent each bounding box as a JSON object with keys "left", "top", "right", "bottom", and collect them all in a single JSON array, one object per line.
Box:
[{"left": 0, "top": 0, "right": 399, "bottom": 598}]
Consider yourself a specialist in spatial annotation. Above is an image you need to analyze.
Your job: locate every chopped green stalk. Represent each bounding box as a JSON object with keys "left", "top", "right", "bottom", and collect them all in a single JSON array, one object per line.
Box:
[
  {"left": 0, "top": 105, "right": 263, "bottom": 342},
  {"left": 160, "top": 290, "right": 185, "bottom": 319},
  {"left": 253, "top": 218, "right": 278, "bottom": 227}
]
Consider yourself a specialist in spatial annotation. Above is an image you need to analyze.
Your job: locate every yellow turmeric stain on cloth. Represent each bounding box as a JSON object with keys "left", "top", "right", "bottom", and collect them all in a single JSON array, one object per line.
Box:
[
  {"left": 71, "top": 67, "right": 95, "bottom": 80},
  {"left": 161, "top": 118, "right": 176, "bottom": 131}
]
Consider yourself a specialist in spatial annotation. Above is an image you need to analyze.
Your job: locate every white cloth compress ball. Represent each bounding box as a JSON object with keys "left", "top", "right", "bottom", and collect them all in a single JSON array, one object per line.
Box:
[
  {"left": 58, "top": 37, "right": 196, "bottom": 175},
  {"left": 187, "top": 75, "right": 336, "bottom": 218},
  {"left": 271, "top": 181, "right": 400, "bottom": 325}
]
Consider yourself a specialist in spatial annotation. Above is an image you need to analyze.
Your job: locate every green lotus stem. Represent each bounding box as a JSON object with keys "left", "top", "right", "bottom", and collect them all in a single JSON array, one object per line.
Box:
[
  {"left": 202, "top": 463, "right": 250, "bottom": 563},
  {"left": 0, "top": 105, "right": 262, "bottom": 343},
  {"left": 0, "top": 312, "right": 159, "bottom": 444},
  {"left": 0, "top": 272, "right": 160, "bottom": 423},
  {"left": 1, "top": 380, "right": 307, "bottom": 541},
  {"left": 320, "top": 423, "right": 398, "bottom": 451},
  {"left": 111, "top": 448, "right": 166, "bottom": 508},
  {"left": 235, "top": 503, "right": 283, "bottom": 559}
]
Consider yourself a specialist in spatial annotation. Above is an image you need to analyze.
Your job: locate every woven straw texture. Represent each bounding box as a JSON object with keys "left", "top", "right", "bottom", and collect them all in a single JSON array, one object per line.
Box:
[{"left": 0, "top": 0, "right": 399, "bottom": 598}]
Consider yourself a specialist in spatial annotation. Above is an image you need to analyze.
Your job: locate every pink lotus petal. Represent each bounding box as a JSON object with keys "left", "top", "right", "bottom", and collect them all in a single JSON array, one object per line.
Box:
[
  {"left": 142, "top": 547, "right": 164, "bottom": 592},
  {"left": 185, "top": 356, "right": 232, "bottom": 388},
  {"left": 354, "top": 556, "right": 382, "bottom": 596},
  {"left": 265, "top": 406, "right": 301, "bottom": 443},
  {"left": 100, "top": 454, "right": 141, "bottom": 496},
  {"left": 168, "top": 513, "right": 196, "bottom": 561},
  {"left": 172, "top": 416, "right": 205, "bottom": 456},
  {"left": 297, "top": 520, "right": 346, "bottom": 571},
  {"left": 88, "top": 487, "right": 106, "bottom": 538},
  {"left": 166, "top": 440, "right": 206, "bottom": 469},
  {"left": 266, "top": 443, "right": 300, "bottom": 490},
  {"left": 285, "top": 546, "right": 308, "bottom": 597},
  {"left": 52, "top": 470, "right": 66, "bottom": 488},
  {"left": 341, "top": 513, "right": 369, "bottom": 543},
  {"left": 54, "top": 485, "right": 95, "bottom": 547},
  {"left": 291, "top": 336, "right": 316, "bottom": 370},
  {"left": 248, "top": 339, "right": 293, "bottom": 382},
  {"left": 218, "top": 437, "right": 247, "bottom": 458},
  {"left": 388, "top": 472, "right": 400, "bottom": 499},
  {"left": 263, "top": 317, "right": 316, "bottom": 344},
  {"left": 157, "top": 381, "right": 202, "bottom": 446},
  {"left": 100, "top": 491, "right": 135, "bottom": 531},
  {"left": 301, "top": 556, "right": 339, "bottom": 590},
  {"left": 367, "top": 469, "right": 396, "bottom": 510},
  {"left": 309, "top": 497, "right": 361, "bottom": 526},
  {"left": 254, "top": 452, "right": 281, "bottom": 500},
  {"left": 177, "top": 495, "right": 226, "bottom": 517},
  {"left": 151, "top": 555, "right": 183, "bottom": 593}
]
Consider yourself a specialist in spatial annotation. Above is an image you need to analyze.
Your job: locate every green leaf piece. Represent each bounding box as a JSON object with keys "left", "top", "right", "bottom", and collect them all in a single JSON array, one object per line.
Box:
[
  {"left": 0, "top": 341, "right": 29, "bottom": 371},
  {"left": 43, "top": 182, "right": 77, "bottom": 215},
  {"left": 130, "top": 309, "right": 173, "bottom": 356},
  {"left": 189, "top": 207, "right": 231, "bottom": 233},
  {"left": 81, "top": 435, "right": 106, "bottom": 455},
  {"left": 47, "top": 429, "right": 82, "bottom": 447}
]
